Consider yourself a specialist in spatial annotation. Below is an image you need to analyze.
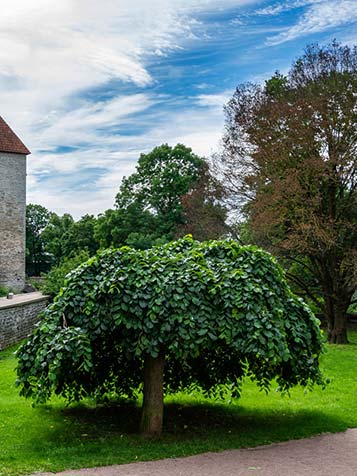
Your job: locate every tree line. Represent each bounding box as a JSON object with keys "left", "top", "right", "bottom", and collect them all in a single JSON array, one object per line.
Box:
[{"left": 26, "top": 143, "right": 228, "bottom": 275}]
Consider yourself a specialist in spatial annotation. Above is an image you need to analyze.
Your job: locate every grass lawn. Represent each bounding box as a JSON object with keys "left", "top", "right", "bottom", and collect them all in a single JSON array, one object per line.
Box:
[{"left": 0, "top": 332, "right": 356, "bottom": 476}]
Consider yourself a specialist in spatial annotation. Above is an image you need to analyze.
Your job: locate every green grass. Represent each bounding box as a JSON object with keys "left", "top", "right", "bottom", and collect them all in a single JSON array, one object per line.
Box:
[{"left": 1, "top": 332, "right": 356, "bottom": 476}]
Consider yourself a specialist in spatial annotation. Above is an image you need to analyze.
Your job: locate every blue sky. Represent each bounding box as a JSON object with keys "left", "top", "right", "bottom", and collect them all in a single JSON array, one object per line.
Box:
[{"left": 1, "top": 0, "right": 356, "bottom": 218}]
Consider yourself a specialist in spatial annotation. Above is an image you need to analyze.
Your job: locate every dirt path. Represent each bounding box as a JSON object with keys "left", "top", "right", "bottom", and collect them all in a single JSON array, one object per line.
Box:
[{"left": 36, "top": 429, "right": 357, "bottom": 476}]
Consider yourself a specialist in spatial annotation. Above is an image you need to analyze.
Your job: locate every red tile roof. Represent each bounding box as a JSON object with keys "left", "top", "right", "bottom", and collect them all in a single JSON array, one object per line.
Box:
[{"left": 0, "top": 116, "right": 30, "bottom": 155}]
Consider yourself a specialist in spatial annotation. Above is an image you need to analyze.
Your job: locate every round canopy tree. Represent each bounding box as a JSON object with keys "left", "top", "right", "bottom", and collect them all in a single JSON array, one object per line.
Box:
[{"left": 17, "top": 236, "right": 325, "bottom": 437}]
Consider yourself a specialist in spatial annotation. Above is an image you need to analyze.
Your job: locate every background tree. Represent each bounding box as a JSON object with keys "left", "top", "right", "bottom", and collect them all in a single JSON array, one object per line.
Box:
[
  {"left": 40, "top": 213, "right": 99, "bottom": 263},
  {"left": 115, "top": 143, "right": 205, "bottom": 239},
  {"left": 95, "top": 143, "right": 226, "bottom": 249},
  {"left": 64, "top": 214, "right": 99, "bottom": 257},
  {"left": 26, "top": 204, "right": 52, "bottom": 275},
  {"left": 41, "top": 213, "right": 75, "bottom": 265},
  {"left": 216, "top": 41, "right": 357, "bottom": 343},
  {"left": 17, "top": 237, "right": 325, "bottom": 437},
  {"left": 175, "top": 163, "right": 229, "bottom": 241},
  {"left": 94, "top": 204, "right": 163, "bottom": 250}
]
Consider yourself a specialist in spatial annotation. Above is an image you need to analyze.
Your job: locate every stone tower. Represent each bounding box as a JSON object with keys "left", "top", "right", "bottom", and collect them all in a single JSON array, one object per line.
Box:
[{"left": 0, "top": 116, "right": 30, "bottom": 292}]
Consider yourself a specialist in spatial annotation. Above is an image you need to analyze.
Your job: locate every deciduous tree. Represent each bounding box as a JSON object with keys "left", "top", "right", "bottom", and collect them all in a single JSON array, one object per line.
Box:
[
  {"left": 175, "top": 163, "right": 229, "bottom": 241},
  {"left": 96, "top": 144, "right": 225, "bottom": 248},
  {"left": 115, "top": 143, "right": 205, "bottom": 238},
  {"left": 17, "top": 237, "right": 324, "bottom": 437},
  {"left": 216, "top": 41, "right": 357, "bottom": 343}
]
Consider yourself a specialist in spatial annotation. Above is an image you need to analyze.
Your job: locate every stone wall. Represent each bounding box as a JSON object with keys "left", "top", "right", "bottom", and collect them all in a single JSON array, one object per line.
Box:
[
  {"left": 0, "top": 152, "right": 27, "bottom": 291},
  {"left": 0, "top": 292, "right": 48, "bottom": 350}
]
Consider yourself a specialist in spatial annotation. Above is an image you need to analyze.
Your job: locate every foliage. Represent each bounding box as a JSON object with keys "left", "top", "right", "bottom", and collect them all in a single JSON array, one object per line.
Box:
[
  {"left": 116, "top": 143, "right": 204, "bottom": 217},
  {"left": 41, "top": 213, "right": 75, "bottom": 265},
  {"left": 26, "top": 204, "right": 52, "bottom": 275},
  {"left": 216, "top": 41, "right": 357, "bottom": 343},
  {"left": 42, "top": 213, "right": 98, "bottom": 263},
  {"left": 31, "top": 211, "right": 99, "bottom": 272},
  {"left": 41, "top": 250, "right": 91, "bottom": 298},
  {"left": 94, "top": 205, "right": 166, "bottom": 250},
  {"left": 27, "top": 206, "right": 99, "bottom": 278},
  {"left": 95, "top": 144, "right": 224, "bottom": 249},
  {"left": 112, "top": 143, "right": 207, "bottom": 244},
  {"left": 65, "top": 214, "right": 99, "bottom": 257},
  {"left": 95, "top": 144, "right": 227, "bottom": 249},
  {"left": 175, "top": 163, "right": 229, "bottom": 241},
  {"left": 0, "top": 285, "right": 17, "bottom": 297},
  {"left": 17, "top": 236, "right": 325, "bottom": 436}
]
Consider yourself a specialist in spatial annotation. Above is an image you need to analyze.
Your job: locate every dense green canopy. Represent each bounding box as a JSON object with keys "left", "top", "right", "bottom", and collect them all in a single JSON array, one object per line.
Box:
[{"left": 17, "top": 236, "right": 324, "bottom": 410}]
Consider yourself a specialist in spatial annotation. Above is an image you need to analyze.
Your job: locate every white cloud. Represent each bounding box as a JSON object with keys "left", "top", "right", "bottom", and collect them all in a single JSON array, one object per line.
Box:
[
  {"left": 255, "top": 0, "right": 322, "bottom": 16},
  {"left": 31, "top": 93, "right": 156, "bottom": 152},
  {"left": 0, "top": 0, "right": 176, "bottom": 132},
  {"left": 3, "top": 0, "right": 352, "bottom": 220},
  {"left": 0, "top": 0, "right": 263, "bottom": 217},
  {"left": 0, "top": 0, "right": 253, "bottom": 138},
  {"left": 266, "top": 0, "right": 357, "bottom": 45},
  {"left": 196, "top": 91, "right": 232, "bottom": 108},
  {"left": 27, "top": 90, "right": 228, "bottom": 218}
]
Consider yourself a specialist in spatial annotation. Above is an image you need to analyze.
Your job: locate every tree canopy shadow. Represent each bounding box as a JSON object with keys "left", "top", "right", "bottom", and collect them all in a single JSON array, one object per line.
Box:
[{"left": 39, "top": 399, "right": 349, "bottom": 447}]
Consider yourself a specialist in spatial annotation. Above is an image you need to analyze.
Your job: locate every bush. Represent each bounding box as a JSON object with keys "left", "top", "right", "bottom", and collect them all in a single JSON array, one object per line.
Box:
[{"left": 0, "top": 286, "right": 17, "bottom": 297}]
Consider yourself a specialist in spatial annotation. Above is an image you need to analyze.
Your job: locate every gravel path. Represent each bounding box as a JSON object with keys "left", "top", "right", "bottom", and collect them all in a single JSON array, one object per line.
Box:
[{"left": 35, "top": 429, "right": 357, "bottom": 476}]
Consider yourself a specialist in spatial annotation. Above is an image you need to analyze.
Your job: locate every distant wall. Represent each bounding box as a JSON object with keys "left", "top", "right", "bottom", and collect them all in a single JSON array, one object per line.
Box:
[{"left": 0, "top": 293, "right": 48, "bottom": 350}]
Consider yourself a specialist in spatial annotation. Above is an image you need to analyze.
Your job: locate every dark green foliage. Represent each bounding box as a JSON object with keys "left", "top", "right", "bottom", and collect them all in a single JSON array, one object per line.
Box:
[
  {"left": 41, "top": 250, "right": 91, "bottom": 298},
  {"left": 94, "top": 205, "right": 168, "bottom": 250},
  {"left": 26, "top": 205, "right": 97, "bottom": 277},
  {"left": 116, "top": 143, "right": 204, "bottom": 218},
  {"left": 17, "top": 237, "right": 325, "bottom": 407},
  {"left": 65, "top": 214, "right": 99, "bottom": 257},
  {"left": 26, "top": 204, "right": 52, "bottom": 275},
  {"left": 41, "top": 213, "right": 75, "bottom": 265},
  {"left": 42, "top": 213, "right": 99, "bottom": 265},
  {"left": 106, "top": 143, "right": 206, "bottom": 247},
  {"left": 94, "top": 143, "right": 207, "bottom": 250}
]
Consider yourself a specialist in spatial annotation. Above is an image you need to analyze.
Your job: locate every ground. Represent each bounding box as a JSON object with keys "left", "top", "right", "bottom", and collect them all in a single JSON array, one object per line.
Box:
[{"left": 35, "top": 429, "right": 357, "bottom": 476}]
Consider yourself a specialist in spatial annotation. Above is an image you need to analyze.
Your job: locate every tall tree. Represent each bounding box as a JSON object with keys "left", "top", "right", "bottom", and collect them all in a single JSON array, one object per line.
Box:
[
  {"left": 42, "top": 213, "right": 100, "bottom": 265},
  {"left": 65, "top": 214, "right": 99, "bottom": 257},
  {"left": 115, "top": 143, "right": 205, "bottom": 238},
  {"left": 216, "top": 41, "right": 357, "bottom": 343}
]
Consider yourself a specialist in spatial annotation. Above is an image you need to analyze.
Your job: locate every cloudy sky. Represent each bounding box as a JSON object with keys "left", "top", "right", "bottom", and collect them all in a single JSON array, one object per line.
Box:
[{"left": 1, "top": 0, "right": 356, "bottom": 218}]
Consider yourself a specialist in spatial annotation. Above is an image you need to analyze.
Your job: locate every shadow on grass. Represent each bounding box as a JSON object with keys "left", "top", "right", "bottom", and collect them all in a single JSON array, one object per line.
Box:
[{"left": 41, "top": 399, "right": 348, "bottom": 448}]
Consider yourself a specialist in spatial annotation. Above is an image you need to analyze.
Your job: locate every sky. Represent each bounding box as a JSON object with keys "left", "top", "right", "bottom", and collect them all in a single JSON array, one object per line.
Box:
[{"left": 1, "top": 0, "right": 356, "bottom": 219}]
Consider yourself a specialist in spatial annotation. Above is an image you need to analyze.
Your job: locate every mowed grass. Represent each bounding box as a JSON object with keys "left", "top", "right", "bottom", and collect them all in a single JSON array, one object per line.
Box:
[{"left": 0, "top": 332, "right": 356, "bottom": 476}]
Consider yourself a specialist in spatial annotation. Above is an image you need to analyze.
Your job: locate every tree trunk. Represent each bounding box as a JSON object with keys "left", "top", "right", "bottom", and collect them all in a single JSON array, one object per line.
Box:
[
  {"left": 325, "top": 298, "right": 349, "bottom": 344},
  {"left": 140, "top": 353, "right": 165, "bottom": 437}
]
